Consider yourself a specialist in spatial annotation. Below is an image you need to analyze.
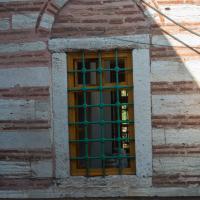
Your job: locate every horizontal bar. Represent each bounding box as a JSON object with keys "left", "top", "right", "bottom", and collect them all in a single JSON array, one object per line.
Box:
[
  {"left": 69, "top": 137, "right": 135, "bottom": 143},
  {"left": 68, "top": 67, "right": 132, "bottom": 73},
  {"left": 68, "top": 85, "right": 133, "bottom": 92},
  {"left": 69, "top": 120, "right": 134, "bottom": 125},
  {"left": 70, "top": 155, "right": 135, "bottom": 160},
  {"left": 69, "top": 102, "right": 133, "bottom": 109}
]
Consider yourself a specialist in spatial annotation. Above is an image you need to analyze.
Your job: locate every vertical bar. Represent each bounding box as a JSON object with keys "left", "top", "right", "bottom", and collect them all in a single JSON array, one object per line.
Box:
[
  {"left": 82, "top": 51, "right": 89, "bottom": 176},
  {"left": 115, "top": 49, "right": 122, "bottom": 175},
  {"left": 98, "top": 51, "right": 105, "bottom": 176},
  {"left": 126, "top": 54, "right": 135, "bottom": 171}
]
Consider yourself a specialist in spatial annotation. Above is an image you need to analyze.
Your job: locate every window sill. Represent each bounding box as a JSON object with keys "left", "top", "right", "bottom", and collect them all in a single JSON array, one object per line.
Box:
[{"left": 56, "top": 175, "right": 152, "bottom": 189}]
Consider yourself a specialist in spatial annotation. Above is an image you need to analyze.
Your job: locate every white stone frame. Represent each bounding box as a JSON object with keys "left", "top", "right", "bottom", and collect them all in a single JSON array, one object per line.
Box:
[{"left": 50, "top": 34, "right": 152, "bottom": 181}]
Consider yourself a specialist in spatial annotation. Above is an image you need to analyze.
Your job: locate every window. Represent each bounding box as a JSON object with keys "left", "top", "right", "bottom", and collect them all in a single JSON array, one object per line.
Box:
[{"left": 67, "top": 50, "right": 135, "bottom": 176}]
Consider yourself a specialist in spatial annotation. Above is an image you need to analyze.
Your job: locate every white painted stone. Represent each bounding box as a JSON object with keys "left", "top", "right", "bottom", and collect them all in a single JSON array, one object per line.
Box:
[
  {"left": 129, "top": 187, "right": 200, "bottom": 197},
  {"left": 31, "top": 160, "right": 52, "bottom": 177},
  {"left": 0, "top": 99, "right": 34, "bottom": 120},
  {"left": 0, "top": 161, "right": 31, "bottom": 178},
  {"left": 151, "top": 60, "right": 200, "bottom": 83},
  {"left": 153, "top": 128, "right": 200, "bottom": 145},
  {"left": 35, "top": 100, "right": 50, "bottom": 120},
  {"left": 153, "top": 128, "right": 200, "bottom": 146},
  {"left": 133, "top": 47, "right": 152, "bottom": 177},
  {"left": 152, "top": 128, "right": 166, "bottom": 146},
  {"left": 58, "top": 175, "right": 151, "bottom": 189},
  {"left": 152, "top": 33, "right": 200, "bottom": 47},
  {"left": 0, "top": 41, "right": 46, "bottom": 53},
  {"left": 12, "top": 13, "right": 39, "bottom": 29},
  {"left": 0, "top": 130, "right": 51, "bottom": 149},
  {"left": 51, "top": 53, "right": 69, "bottom": 178},
  {"left": 165, "top": 129, "right": 200, "bottom": 145},
  {"left": 2, "top": 186, "right": 200, "bottom": 198},
  {"left": 0, "top": 160, "right": 52, "bottom": 178},
  {"left": 40, "top": 13, "right": 54, "bottom": 29},
  {"left": 144, "top": 7, "right": 160, "bottom": 22},
  {"left": 48, "top": 35, "right": 149, "bottom": 52},
  {"left": 154, "top": 157, "right": 200, "bottom": 175},
  {"left": 0, "top": 99, "right": 49, "bottom": 120},
  {"left": 184, "top": 60, "right": 200, "bottom": 86},
  {"left": 0, "top": 18, "right": 9, "bottom": 31},
  {"left": 160, "top": 4, "right": 200, "bottom": 23},
  {"left": 143, "top": 3, "right": 200, "bottom": 24},
  {"left": 0, "top": 67, "right": 49, "bottom": 87},
  {"left": 152, "top": 94, "right": 200, "bottom": 115},
  {"left": 54, "top": 0, "right": 68, "bottom": 7}
]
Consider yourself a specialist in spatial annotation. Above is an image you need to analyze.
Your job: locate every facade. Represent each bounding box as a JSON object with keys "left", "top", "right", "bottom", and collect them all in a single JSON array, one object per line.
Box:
[{"left": 0, "top": 0, "right": 200, "bottom": 198}]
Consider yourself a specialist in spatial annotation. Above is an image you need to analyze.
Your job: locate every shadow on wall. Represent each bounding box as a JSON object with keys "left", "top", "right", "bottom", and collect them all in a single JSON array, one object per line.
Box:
[
  {"left": 144, "top": 1, "right": 200, "bottom": 187},
  {"left": 0, "top": 0, "right": 200, "bottom": 191},
  {"left": 51, "top": 0, "right": 200, "bottom": 186}
]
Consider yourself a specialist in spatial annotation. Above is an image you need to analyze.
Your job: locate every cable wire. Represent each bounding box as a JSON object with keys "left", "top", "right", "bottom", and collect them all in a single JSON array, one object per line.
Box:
[
  {"left": 136, "top": 0, "right": 200, "bottom": 38},
  {"left": 1, "top": 0, "right": 200, "bottom": 54}
]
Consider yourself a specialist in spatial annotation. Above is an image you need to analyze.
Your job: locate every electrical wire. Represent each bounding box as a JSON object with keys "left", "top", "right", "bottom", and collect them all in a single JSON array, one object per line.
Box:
[
  {"left": 111, "top": 36, "right": 200, "bottom": 49},
  {"left": 136, "top": 0, "right": 200, "bottom": 38},
  {"left": 0, "top": 0, "right": 200, "bottom": 54},
  {"left": 0, "top": 0, "right": 199, "bottom": 104},
  {"left": 1, "top": 0, "right": 200, "bottom": 39},
  {"left": 110, "top": 34, "right": 200, "bottom": 55}
]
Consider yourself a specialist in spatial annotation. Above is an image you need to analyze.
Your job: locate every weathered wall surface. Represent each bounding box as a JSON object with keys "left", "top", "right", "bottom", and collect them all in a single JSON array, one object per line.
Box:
[
  {"left": 0, "top": 0, "right": 52, "bottom": 189},
  {"left": 149, "top": 0, "right": 200, "bottom": 186},
  {"left": 0, "top": 0, "right": 200, "bottom": 197},
  {"left": 52, "top": 0, "right": 150, "bottom": 37},
  {"left": 52, "top": 0, "right": 200, "bottom": 187}
]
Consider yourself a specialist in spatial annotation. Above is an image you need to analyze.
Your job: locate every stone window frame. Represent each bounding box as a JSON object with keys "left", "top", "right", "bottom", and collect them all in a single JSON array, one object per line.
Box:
[{"left": 49, "top": 34, "right": 152, "bottom": 185}]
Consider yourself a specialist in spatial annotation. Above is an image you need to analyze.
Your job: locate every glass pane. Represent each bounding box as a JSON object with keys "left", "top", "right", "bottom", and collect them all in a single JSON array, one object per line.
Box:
[
  {"left": 89, "top": 158, "right": 102, "bottom": 169},
  {"left": 104, "top": 59, "right": 125, "bottom": 83},
  {"left": 75, "top": 59, "right": 98, "bottom": 85}
]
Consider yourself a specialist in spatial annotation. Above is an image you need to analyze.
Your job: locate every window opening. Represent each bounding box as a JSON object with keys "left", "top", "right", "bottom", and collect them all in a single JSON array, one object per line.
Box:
[{"left": 68, "top": 50, "right": 135, "bottom": 176}]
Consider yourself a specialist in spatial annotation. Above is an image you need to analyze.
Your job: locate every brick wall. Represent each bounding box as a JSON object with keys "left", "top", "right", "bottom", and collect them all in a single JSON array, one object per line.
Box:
[
  {"left": 0, "top": 0, "right": 53, "bottom": 190},
  {"left": 52, "top": 0, "right": 150, "bottom": 37},
  {"left": 0, "top": 0, "right": 200, "bottom": 197},
  {"left": 148, "top": 0, "right": 200, "bottom": 186}
]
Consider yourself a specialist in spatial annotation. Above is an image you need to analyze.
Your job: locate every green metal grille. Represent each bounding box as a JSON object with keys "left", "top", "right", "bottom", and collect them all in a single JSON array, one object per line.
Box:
[{"left": 68, "top": 50, "right": 135, "bottom": 176}]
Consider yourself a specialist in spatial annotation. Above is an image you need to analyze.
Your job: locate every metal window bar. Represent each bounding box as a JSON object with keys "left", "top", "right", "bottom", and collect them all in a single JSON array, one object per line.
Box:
[
  {"left": 98, "top": 51, "right": 106, "bottom": 176},
  {"left": 68, "top": 50, "right": 135, "bottom": 176},
  {"left": 69, "top": 102, "right": 133, "bottom": 109},
  {"left": 81, "top": 51, "right": 89, "bottom": 176},
  {"left": 115, "top": 49, "right": 122, "bottom": 174},
  {"left": 68, "top": 68, "right": 132, "bottom": 73}
]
